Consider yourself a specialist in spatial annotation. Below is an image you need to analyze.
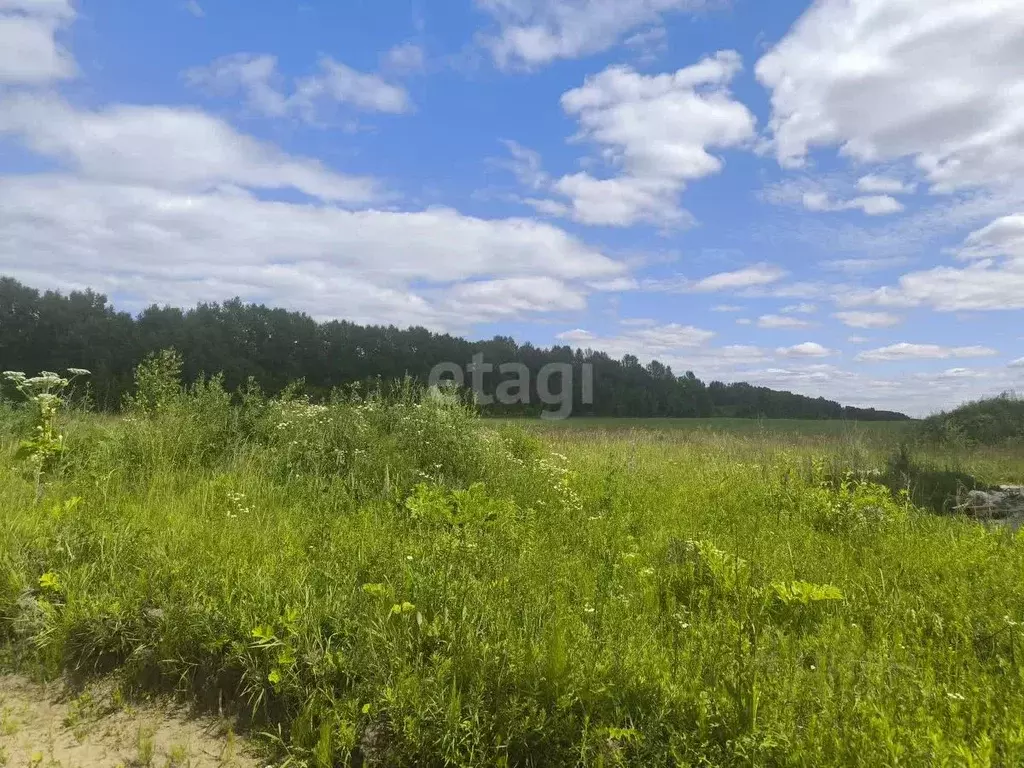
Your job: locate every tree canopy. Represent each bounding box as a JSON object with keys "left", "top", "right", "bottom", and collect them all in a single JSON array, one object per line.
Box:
[{"left": 0, "top": 277, "right": 909, "bottom": 420}]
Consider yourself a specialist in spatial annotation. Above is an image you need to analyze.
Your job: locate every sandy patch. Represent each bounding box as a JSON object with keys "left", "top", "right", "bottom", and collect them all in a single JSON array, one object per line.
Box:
[{"left": 0, "top": 675, "right": 265, "bottom": 768}]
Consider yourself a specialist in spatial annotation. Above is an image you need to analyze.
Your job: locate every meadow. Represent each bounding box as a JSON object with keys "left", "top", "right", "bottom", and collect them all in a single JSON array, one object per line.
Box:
[{"left": 2, "top": 360, "right": 1024, "bottom": 766}]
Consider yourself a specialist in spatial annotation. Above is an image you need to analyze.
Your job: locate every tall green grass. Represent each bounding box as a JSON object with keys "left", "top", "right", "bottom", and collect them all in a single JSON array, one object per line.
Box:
[{"left": 1, "top": 366, "right": 1023, "bottom": 766}]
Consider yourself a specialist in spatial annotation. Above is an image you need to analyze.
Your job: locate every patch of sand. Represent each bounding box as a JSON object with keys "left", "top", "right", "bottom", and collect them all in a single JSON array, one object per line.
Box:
[{"left": 0, "top": 675, "right": 265, "bottom": 768}]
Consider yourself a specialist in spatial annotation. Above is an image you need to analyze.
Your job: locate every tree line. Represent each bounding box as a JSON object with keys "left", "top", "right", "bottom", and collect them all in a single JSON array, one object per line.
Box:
[{"left": 0, "top": 276, "right": 909, "bottom": 420}]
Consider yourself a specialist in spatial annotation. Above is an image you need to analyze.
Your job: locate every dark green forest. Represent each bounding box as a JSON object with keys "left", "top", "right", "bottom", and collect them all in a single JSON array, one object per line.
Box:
[{"left": 0, "top": 277, "right": 909, "bottom": 420}]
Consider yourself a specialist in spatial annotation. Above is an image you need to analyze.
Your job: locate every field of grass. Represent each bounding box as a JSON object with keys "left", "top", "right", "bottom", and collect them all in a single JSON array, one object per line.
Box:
[
  {"left": 505, "top": 416, "right": 916, "bottom": 438},
  {"left": 2, "top": 370, "right": 1024, "bottom": 766}
]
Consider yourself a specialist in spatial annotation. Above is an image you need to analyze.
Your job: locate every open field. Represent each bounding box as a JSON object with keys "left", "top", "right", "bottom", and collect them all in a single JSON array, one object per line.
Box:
[
  {"left": 502, "top": 417, "right": 916, "bottom": 438},
  {"left": 3, "top": 374, "right": 1024, "bottom": 766}
]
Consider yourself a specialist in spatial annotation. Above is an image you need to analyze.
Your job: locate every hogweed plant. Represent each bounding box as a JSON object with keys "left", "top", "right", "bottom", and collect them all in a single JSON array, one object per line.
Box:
[{"left": 2, "top": 367, "right": 90, "bottom": 499}]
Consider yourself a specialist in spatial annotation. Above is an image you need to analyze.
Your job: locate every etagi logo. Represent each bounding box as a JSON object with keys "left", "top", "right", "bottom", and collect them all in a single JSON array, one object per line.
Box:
[{"left": 428, "top": 354, "right": 593, "bottom": 420}]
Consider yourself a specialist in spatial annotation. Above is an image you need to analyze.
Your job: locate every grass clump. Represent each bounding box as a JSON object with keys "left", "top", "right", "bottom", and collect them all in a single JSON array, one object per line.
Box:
[{"left": 1, "top": 359, "right": 1024, "bottom": 765}]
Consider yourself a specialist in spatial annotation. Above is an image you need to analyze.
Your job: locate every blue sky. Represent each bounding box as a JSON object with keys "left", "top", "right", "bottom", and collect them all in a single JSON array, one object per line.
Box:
[{"left": 1, "top": 0, "right": 1023, "bottom": 415}]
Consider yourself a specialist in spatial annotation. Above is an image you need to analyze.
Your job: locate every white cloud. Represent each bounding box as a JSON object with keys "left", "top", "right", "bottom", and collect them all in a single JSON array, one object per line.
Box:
[
  {"left": 958, "top": 213, "right": 1024, "bottom": 261},
  {"left": 0, "top": 94, "right": 380, "bottom": 203},
  {"left": 757, "top": 314, "right": 813, "bottom": 330},
  {"left": 476, "top": 0, "right": 709, "bottom": 68},
  {"left": 642, "top": 264, "right": 786, "bottom": 294},
  {"left": 691, "top": 264, "right": 785, "bottom": 292},
  {"left": 626, "top": 324, "right": 717, "bottom": 350},
  {"left": 822, "top": 257, "right": 908, "bottom": 275},
  {"left": 551, "top": 174, "right": 686, "bottom": 227},
  {"left": 763, "top": 177, "right": 906, "bottom": 216},
  {"left": 712, "top": 304, "right": 742, "bottom": 312},
  {"left": 555, "top": 324, "right": 776, "bottom": 381},
  {"left": 295, "top": 57, "right": 411, "bottom": 115},
  {"left": 0, "top": 0, "right": 75, "bottom": 84},
  {"left": 450, "top": 277, "right": 586, "bottom": 317},
  {"left": 588, "top": 276, "right": 638, "bottom": 291},
  {"left": 1010, "top": 357, "right": 1024, "bottom": 368},
  {"left": 803, "top": 191, "right": 904, "bottom": 216},
  {"left": 777, "top": 342, "right": 832, "bottom": 358},
  {"left": 856, "top": 343, "right": 998, "bottom": 362},
  {"left": 855, "top": 265, "right": 1024, "bottom": 312},
  {"left": 757, "top": 0, "right": 1024, "bottom": 192},
  {"left": 497, "top": 140, "right": 550, "bottom": 190},
  {"left": 383, "top": 42, "right": 425, "bottom": 74},
  {"left": 186, "top": 54, "right": 289, "bottom": 116},
  {"left": 833, "top": 311, "right": 902, "bottom": 329},
  {"left": 559, "top": 322, "right": 716, "bottom": 350},
  {"left": 557, "top": 328, "right": 598, "bottom": 342},
  {"left": 856, "top": 175, "right": 915, "bottom": 195},
  {"left": 848, "top": 336, "right": 869, "bottom": 344},
  {"left": 184, "top": 0, "right": 204, "bottom": 17},
  {"left": 781, "top": 302, "right": 816, "bottom": 314},
  {"left": 186, "top": 54, "right": 411, "bottom": 120},
  {"left": 623, "top": 25, "right": 667, "bottom": 63},
  {"left": 0, "top": 174, "right": 628, "bottom": 329},
  {"left": 544, "top": 51, "right": 756, "bottom": 226},
  {"left": 847, "top": 213, "right": 1024, "bottom": 312}
]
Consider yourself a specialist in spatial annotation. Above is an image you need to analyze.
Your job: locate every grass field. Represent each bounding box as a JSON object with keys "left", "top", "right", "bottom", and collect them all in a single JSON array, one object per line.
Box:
[
  {"left": 503, "top": 416, "right": 916, "bottom": 438},
  {"left": 2, "top": 373, "right": 1024, "bottom": 766}
]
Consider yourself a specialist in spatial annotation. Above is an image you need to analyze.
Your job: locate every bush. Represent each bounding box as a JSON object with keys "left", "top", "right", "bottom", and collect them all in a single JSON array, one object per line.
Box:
[{"left": 918, "top": 392, "right": 1024, "bottom": 447}]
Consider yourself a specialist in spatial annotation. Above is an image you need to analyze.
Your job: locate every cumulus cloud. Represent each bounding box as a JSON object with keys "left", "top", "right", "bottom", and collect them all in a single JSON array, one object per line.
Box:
[
  {"left": 555, "top": 324, "right": 781, "bottom": 382},
  {"left": 1010, "top": 357, "right": 1024, "bottom": 368},
  {"left": 777, "top": 342, "right": 832, "bottom": 358},
  {"left": 0, "top": 0, "right": 75, "bottom": 84},
  {"left": 476, "top": 0, "right": 710, "bottom": 68},
  {"left": 802, "top": 192, "right": 904, "bottom": 216},
  {"left": 856, "top": 343, "right": 998, "bottom": 362},
  {"left": 186, "top": 53, "right": 411, "bottom": 120},
  {"left": 833, "top": 311, "right": 902, "bottom": 329},
  {"left": 757, "top": 0, "right": 1024, "bottom": 192},
  {"left": 557, "top": 322, "right": 717, "bottom": 354},
  {"left": 757, "top": 314, "right": 813, "bottom": 330},
  {"left": 762, "top": 177, "right": 906, "bottom": 216},
  {"left": 0, "top": 94, "right": 381, "bottom": 202},
  {"left": 856, "top": 175, "right": 916, "bottom": 195},
  {"left": 846, "top": 213, "right": 1024, "bottom": 311},
  {"left": 535, "top": 51, "right": 755, "bottom": 226},
  {"left": 0, "top": 176, "right": 628, "bottom": 328},
  {"left": 449, "top": 277, "right": 587, "bottom": 317}
]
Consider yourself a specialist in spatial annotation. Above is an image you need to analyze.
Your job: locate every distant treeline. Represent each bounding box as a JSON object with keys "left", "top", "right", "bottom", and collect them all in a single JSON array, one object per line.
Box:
[{"left": 0, "top": 276, "right": 909, "bottom": 420}]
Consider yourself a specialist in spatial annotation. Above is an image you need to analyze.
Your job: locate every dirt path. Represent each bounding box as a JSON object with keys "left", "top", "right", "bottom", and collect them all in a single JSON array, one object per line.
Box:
[{"left": 0, "top": 675, "right": 265, "bottom": 768}]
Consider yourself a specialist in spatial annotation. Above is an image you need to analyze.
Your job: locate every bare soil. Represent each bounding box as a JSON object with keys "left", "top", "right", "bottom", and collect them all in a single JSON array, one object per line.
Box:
[{"left": 0, "top": 675, "right": 264, "bottom": 768}]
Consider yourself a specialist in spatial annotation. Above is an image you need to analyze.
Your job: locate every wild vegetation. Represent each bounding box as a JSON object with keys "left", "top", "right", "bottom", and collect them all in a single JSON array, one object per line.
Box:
[
  {"left": 0, "top": 276, "right": 908, "bottom": 421},
  {"left": 917, "top": 393, "right": 1024, "bottom": 447},
  {"left": 1, "top": 354, "right": 1022, "bottom": 766}
]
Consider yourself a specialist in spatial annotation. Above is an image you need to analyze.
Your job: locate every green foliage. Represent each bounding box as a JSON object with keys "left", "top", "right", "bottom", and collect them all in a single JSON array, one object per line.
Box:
[
  {"left": 0, "top": 275, "right": 910, "bottom": 421},
  {"left": 2, "top": 368, "right": 90, "bottom": 496},
  {"left": 125, "top": 348, "right": 184, "bottom": 416},
  {"left": 918, "top": 392, "right": 1024, "bottom": 447},
  {"left": 0, "top": 388, "right": 1022, "bottom": 765}
]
